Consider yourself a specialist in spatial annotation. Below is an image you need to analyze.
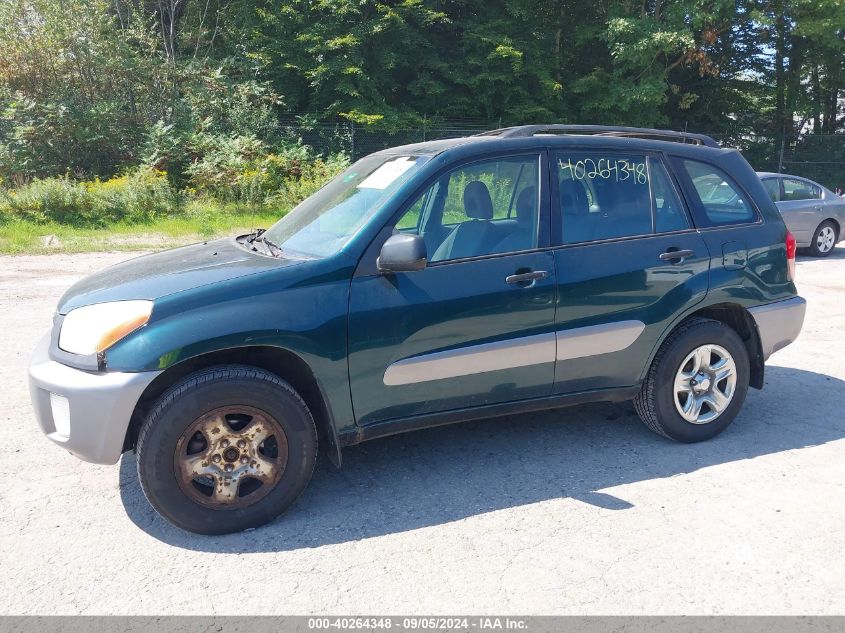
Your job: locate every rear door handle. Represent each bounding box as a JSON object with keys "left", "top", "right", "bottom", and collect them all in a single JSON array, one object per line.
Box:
[
  {"left": 506, "top": 270, "right": 548, "bottom": 285},
  {"left": 659, "top": 249, "right": 694, "bottom": 263}
]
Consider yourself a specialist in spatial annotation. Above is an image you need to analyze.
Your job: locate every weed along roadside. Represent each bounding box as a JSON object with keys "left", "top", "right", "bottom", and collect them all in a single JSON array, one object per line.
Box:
[{"left": 0, "top": 152, "right": 349, "bottom": 254}]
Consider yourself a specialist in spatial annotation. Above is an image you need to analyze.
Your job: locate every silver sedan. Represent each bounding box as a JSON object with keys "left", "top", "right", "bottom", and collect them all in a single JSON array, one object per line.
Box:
[{"left": 757, "top": 172, "right": 845, "bottom": 257}]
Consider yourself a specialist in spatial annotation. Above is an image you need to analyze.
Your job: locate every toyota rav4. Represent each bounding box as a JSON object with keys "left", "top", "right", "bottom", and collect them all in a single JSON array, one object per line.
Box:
[{"left": 29, "top": 125, "right": 806, "bottom": 534}]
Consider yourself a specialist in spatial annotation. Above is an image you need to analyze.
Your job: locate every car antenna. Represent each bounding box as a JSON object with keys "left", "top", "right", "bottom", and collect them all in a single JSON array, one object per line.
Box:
[
  {"left": 249, "top": 200, "right": 264, "bottom": 242},
  {"left": 250, "top": 201, "right": 257, "bottom": 239}
]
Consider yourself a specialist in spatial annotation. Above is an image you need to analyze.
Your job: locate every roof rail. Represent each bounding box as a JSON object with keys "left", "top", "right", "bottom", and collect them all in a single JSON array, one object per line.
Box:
[{"left": 474, "top": 125, "right": 720, "bottom": 148}]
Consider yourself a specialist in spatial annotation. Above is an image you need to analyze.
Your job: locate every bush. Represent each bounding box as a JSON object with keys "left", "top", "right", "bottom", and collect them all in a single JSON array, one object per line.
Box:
[
  {"left": 0, "top": 177, "right": 90, "bottom": 224},
  {"left": 266, "top": 153, "right": 350, "bottom": 210},
  {"left": 184, "top": 134, "right": 349, "bottom": 207},
  {"left": 183, "top": 133, "right": 269, "bottom": 202},
  {"left": 85, "top": 169, "right": 180, "bottom": 223},
  {"left": 0, "top": 95, "right": 146, "bottom": 182},
  {"left": 0, "top": 148, "right": 348, "bottom": 227},
  {"left": 0, "top": 168, "right": 179, "bottom": 226}
]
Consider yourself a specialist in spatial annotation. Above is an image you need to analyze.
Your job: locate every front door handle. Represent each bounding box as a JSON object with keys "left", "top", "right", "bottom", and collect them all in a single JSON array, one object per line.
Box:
[
  {"left": 659, "top": 249, "right": 695, "bottom": 263},
  {"left": 506, "top": 270, "right": 548, "bottom": 286}
]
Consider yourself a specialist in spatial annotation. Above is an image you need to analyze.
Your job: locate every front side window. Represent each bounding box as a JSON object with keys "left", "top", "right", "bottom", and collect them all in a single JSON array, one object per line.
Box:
[
  {"left": 762, "top": 178, "right": 781, "bottom": 202},
  {"left": 395, "top": 155, "right": 540, "bottom": 263},
  {"left": 783, "top": 178, "right": 821, "bottom": 201},
  {"left": 263, "top": 154, "right": 427, "bottom": 258},
  {"left": 555, "top": 153, "right": 688, "bottom": 244},
  {"left": 682, "top": 160, "right": 756, "bottom": 226}
]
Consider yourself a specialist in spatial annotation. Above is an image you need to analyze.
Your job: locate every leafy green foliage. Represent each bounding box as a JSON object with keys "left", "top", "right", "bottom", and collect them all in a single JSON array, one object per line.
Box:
[
  {"left": 0, "top": 153, "right": 348, "bottom": 227},
  {"left": 184, "top": 139, "right": 349, "bottom": 206},
  {"left": 0, "top": 0, "right": 843, "bottom": 219},
  {"left": 0, "top": 169, "right": 178, "bottom": 226}
]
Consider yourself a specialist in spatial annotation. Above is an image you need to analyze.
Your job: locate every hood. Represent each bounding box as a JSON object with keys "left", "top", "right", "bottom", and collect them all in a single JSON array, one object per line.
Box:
[{"left": 58, "top": 238, "right": 300, "bottom": 313}]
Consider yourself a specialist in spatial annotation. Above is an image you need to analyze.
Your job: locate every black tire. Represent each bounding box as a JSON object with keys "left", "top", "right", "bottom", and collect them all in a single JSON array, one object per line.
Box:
[
  {"left": 136, "top": 365, "right": 317, "bottom": 535},
  {"left": 634, "top": 318, "right": 750, "bottom": 443},
  {"left": 808, "top": 220, "right": 838, "bottom": 257}
]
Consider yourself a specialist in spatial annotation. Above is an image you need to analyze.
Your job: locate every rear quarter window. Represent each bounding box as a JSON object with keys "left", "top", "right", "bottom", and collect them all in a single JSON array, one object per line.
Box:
[{"left": 679, "top": 159, "right": 759, "bottom": 227}]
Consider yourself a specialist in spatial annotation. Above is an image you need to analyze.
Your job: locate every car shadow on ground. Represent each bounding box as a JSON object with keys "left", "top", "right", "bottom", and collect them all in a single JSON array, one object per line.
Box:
[
  {"left": 798, "top": 248, "right": 845, "bottom": 261},
  {"left": 119, "top": 365, "right": 845, "bottom": 552}
]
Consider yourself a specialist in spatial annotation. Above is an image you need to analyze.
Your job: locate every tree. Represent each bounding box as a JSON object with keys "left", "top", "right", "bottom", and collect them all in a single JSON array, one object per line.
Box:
[{"left": 1, "top": 0, "right": 844, "bottom": 183}]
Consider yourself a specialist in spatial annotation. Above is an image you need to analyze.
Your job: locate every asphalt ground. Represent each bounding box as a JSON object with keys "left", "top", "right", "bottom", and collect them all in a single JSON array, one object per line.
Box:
[{"left": 2, "top": 249, "right": 843, "bottom": 614}]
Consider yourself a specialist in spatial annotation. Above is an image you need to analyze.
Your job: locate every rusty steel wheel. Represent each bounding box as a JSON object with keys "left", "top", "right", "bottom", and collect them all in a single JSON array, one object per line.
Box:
[
  {"left": 138, "top": 366, "right": 317, "bottom": 534},
  {"left": 175, "top": 405, "right": 289, "bottom": 509}
]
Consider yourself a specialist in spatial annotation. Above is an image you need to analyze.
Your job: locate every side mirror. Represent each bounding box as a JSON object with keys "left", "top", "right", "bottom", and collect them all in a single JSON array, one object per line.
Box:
[{"left": 377, "top": 233, "right": 427, "bottom": 273}]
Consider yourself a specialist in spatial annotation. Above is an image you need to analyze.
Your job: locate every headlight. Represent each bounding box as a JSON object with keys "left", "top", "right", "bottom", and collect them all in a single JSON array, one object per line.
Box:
[{"left": 59, "top": 300, "right": 153, "bottom": 355}]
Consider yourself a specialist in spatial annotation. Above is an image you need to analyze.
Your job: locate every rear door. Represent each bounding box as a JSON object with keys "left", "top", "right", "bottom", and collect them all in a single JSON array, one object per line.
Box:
[{"left": 550, "top": 151, "right": 711, "bottom": 393}]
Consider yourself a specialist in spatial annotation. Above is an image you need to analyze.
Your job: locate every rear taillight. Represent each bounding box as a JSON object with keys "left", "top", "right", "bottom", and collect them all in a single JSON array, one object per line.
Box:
[{"left": 786, "top": 230, "right": 796, "bottom": 281}]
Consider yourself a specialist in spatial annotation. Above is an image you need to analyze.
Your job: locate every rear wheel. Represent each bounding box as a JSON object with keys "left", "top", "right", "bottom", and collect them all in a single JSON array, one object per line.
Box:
[
  {"left": 136, "top": 365, "right": 317, "bottom": 534},
  {"left": 808, "top": 220, "right": 838, "bottom": 257},
  {"left": 634, "top": 318, "right": 750, "bottom": 442}
]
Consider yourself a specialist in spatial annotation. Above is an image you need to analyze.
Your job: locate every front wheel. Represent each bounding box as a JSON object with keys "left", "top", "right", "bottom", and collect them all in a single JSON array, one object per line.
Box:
[
  {"left": 136, "top": 365, "right": 317, "bottom": 534},
  {"left": 634, "top": 318, "right": 750, "bottom": 443},
  {"left": 808, "top": 220, "right": 838, "bottom": 257}
]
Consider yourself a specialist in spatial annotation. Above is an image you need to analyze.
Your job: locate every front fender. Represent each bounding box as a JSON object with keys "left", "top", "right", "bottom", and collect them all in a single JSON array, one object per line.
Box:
[{"left": 105, "top": 262, "right": 357, "bottom": 441}]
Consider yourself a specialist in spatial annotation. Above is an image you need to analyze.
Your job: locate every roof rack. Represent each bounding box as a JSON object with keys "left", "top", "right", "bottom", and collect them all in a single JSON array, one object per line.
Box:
[{"left": 474, "top": 125, "right": 720, "bottom": 148}]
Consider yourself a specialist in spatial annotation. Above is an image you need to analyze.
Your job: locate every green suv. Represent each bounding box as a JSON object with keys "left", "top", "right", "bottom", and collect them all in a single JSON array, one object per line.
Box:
[{"left": 29, "top": 125, "right": 806, "bottom": 534}]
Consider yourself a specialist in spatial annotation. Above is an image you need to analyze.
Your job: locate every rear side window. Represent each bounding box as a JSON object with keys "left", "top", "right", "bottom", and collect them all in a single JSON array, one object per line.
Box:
[
  {"left": 783, "top": 178, "right": 821, "bottom": 201},
  {"left": 555, "top": 153, "right": 688, "bottom": 244},
  {"left": 651, "top": 160, "right": 689, "bottom": 233},
  {"left": 681, "top": 160, "right": 757, "bottom": 226}
]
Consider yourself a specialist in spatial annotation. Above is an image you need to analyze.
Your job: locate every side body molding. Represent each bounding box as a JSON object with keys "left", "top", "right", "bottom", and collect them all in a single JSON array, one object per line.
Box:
[
  {"left": 383, "top": 321, "right": 646, "bottom": 386},
  {"left": 383, "top": 333, "right": 556, "bottom": 386},
  {"left": 556, "top": 320, "right": 646, "bottom": 361}
]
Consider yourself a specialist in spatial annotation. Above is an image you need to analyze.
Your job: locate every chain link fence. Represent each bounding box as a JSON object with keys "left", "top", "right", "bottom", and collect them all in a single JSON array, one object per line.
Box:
[
  {"left": 278, "top": 115, "right": 495, "bottom": 160},
  {"left": 280, "top": 116, "right": 845, "bottom": 191},
  {"left": 712, "top": 131, "right": 845, "bottom": 190}
]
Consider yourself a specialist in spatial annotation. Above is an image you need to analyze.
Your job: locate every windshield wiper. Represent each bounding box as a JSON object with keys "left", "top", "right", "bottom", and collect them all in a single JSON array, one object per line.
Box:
[
  {"left": 255, "top": 234, "right": 284, "bottom": 258},
  {"left": 242, "top": 230, "right": 281, "bottom": 257}
]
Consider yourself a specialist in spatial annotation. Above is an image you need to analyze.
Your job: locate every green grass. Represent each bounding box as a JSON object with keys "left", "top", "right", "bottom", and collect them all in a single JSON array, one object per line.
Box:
[
  {"left": 0, "top": 210, "right": 283, "bottom": 254},
  {"left": 0, "top": 156, "right": 348, "bottom": 255}
]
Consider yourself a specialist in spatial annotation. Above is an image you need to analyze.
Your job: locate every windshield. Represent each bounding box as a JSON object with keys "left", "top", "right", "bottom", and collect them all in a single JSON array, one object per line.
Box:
[{"left": 262, "top": 154, "right": 427, "bottom": 258}]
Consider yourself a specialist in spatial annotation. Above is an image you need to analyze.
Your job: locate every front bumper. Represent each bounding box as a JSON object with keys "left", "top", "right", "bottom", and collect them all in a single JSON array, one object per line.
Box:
[
  {"left": 748, "top": 296, "right": 807, "bottom": 360},
  {"left": 28, "top": 333, "right": 161, "bottom": 465}
]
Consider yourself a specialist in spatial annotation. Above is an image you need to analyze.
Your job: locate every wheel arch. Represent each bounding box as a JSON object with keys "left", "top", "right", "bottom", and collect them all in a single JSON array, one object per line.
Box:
[
  {"left": 820, "top": 217, "right": 841, "bottom": 239},
  {"left": 124, "top": 346, "right": 343, "bottom": 467},
  {"left": 677, "top": 303, "right": 765, "bottom": 390}
]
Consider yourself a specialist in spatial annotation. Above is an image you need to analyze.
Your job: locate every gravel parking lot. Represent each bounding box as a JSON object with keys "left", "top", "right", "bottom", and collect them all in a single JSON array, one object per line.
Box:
[{"left": 2, "top": 249, "right": 844, "bottom": 615}]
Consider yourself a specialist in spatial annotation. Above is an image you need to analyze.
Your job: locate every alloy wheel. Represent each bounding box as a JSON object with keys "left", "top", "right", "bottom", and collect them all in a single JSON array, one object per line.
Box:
[
  {"left": 673, "top": 344, "right": 737, "bottom": 424},
  {"left": 817, "top": 225, "right": 836, "bottom": 253}
]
